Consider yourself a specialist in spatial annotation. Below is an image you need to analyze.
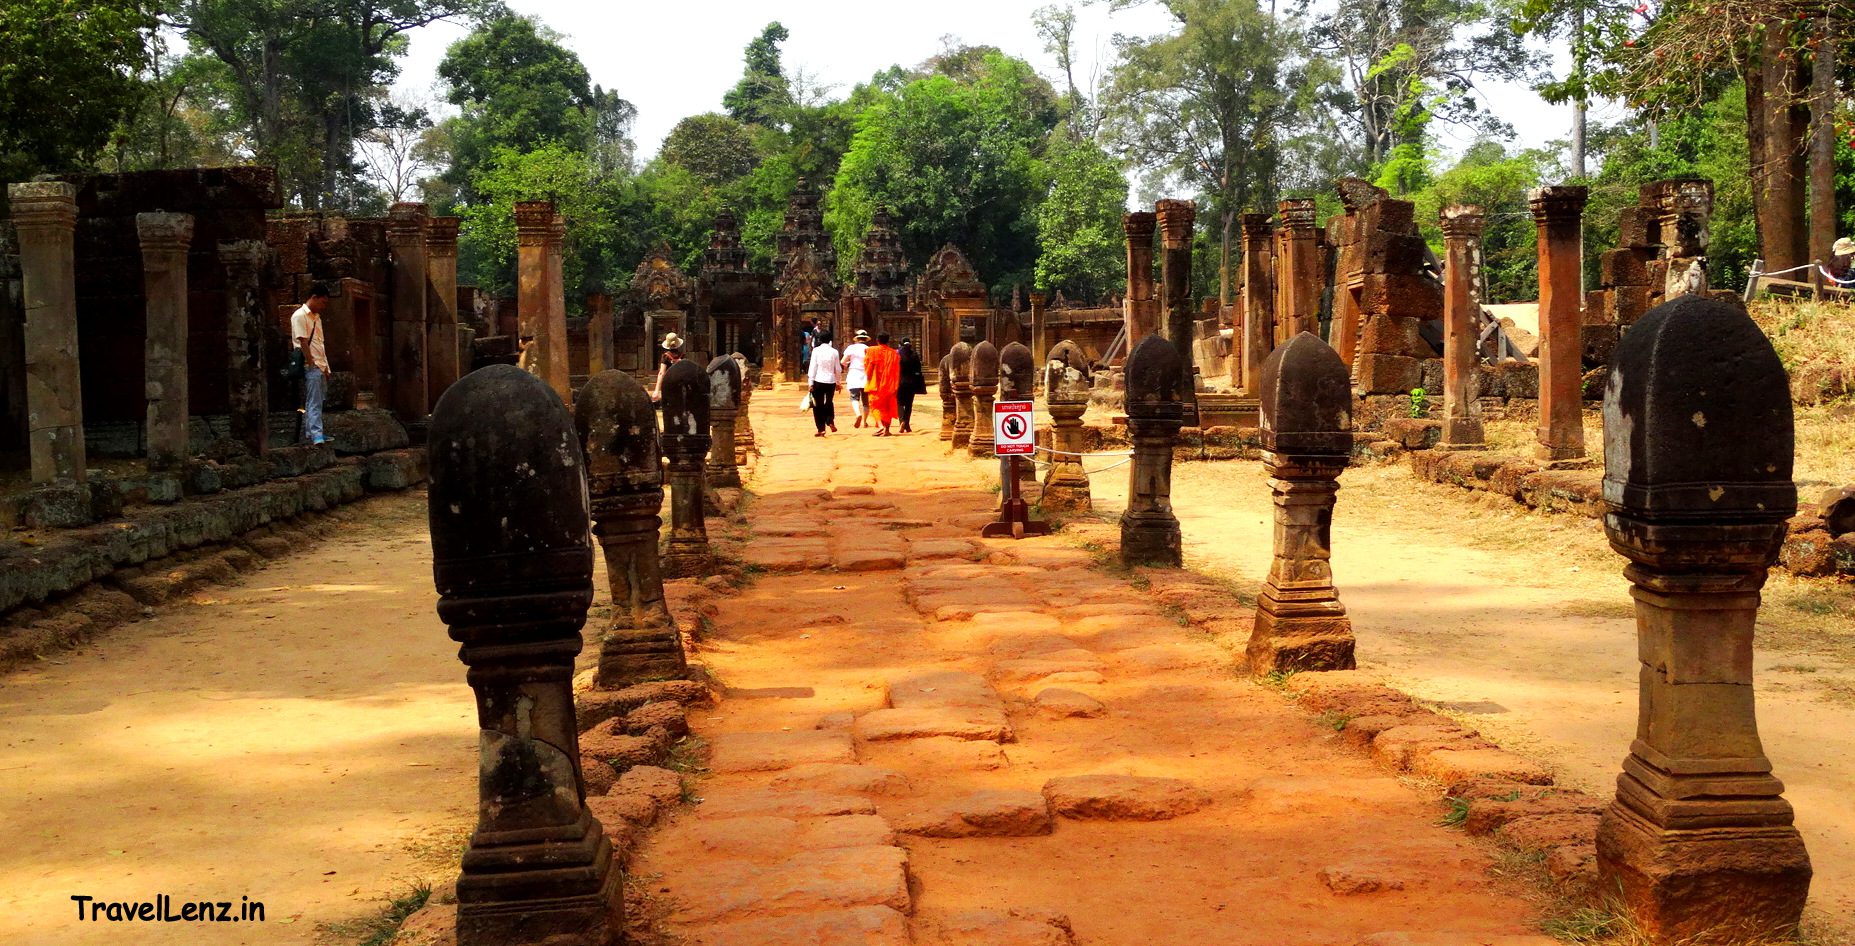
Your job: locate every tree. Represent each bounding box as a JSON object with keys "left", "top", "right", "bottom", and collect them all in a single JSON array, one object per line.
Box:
[
  {"left": 438, "top": 13, "right": 603, "bottom": 196},
  {"left": 1509, "top": 0, "right": 1640, "bottom": 178},
  {"left": 354, "top": 92, "right": 436, "bottom": 203},
  {"left": 1100, "top": 0, "right": 1336, "bottom": 302},
  {"left": 661, "top": 113, "right": 762, "bottom": 186},
  {"left": 722, "top": 22, "right": 791, "bottom": 128},
  {"left": 1407, "top": 140, "right": 1550, "bottom": 301},
  {"left": 0, "top": 0, "right": 155, "bottom": 182},
  {"left": 1035, "top": 130, "right": 1130, "bottom": 302}
]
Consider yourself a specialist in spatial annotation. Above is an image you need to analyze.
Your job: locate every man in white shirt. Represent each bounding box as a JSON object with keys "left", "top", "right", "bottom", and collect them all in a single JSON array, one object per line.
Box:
[
  {"left": 806, "top": 330, "right": 842, "bottom": 436},
  {"left": 290, "top": 283, "right": 332, "bottom": 445},
  {"left": 841, "top": 329, "right": 871, "bottom": 428}
]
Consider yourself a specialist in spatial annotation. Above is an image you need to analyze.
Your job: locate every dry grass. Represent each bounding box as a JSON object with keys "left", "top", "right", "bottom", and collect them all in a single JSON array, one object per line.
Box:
[{"left": 1752, "top": 298, "right": 1855, "bottom": 407}]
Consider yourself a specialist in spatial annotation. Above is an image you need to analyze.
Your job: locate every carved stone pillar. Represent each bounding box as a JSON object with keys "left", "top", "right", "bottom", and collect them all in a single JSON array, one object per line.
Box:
[
  {"left": 10, "top": 182, "right": 86, "bottom": 485},
  {"left": 1247, "top": 332, "right": 1355, "bottom": 674},
  {"left": 969, "top": 340, "right": 999, "bottom": 458},
  {"left": 659, "top": 359, "right": 712, "bottom": 578},
  {"left": 386, "top": 202, "right": 431, "bottom": 422},
  {"left": 733, "top": 354, "right": 756, "bottom": 461},
  {"left": 1594, "top": 296, "right": 1811, "bottom": 944},
  {"left": 1238, "top": 214, "right": 1276, "bottom": 397},
  {"left": 938, "top": 353, "right": 957, "bottom": 442},
  {"left": 426, "top": 216, "right": 461, "bottom": 401},
  {"left": 427, "top": 363, "right": 622, "bottom": 946},
  {"left": 1121, "top": 336, "right": 1183, "bottom": 567},
  {"left": 949, "top": 341, "right": 974, "bottom": 450},
  {"left": 576, "top": 370, "right": 683, "bottom": 690},
  {"left": 1157, "top": 199, "right": 1196, "bottom": 353},
  {"left": 586, "top": 294, "right": 613, "bottom": 376},
  {"left": 546, "top": 213, "right": 570, "bottom": 399},
  {"left": 1277, "top": 199, "right": 1322, "bottom": 338},
  {"left": 707, "top": 354, "right": 742, "bottom": 490},
  {"left": 1439, "top": 206, "right": 1487, "bottom": 449},
  {"left": 1530, "top": 185, "right": 1589, "bottom": 463},
  {"left": 1029, "top": 292, "right": 1049, "bottom": 367},
  {"left": 1041, "top": 339, "right": 1092, "bottom": 512},
  {"left": 1123, "top": 212, "right": 1159, "bottom": 355},
  {"left": 516, "top": 200, "right": 555, "bottom": 393},
  {"left": 218, "top": 240, "right": 270, "bottom": 458},
  {"left": 137, "top": 212, "right": 193, "bottom": 475}
]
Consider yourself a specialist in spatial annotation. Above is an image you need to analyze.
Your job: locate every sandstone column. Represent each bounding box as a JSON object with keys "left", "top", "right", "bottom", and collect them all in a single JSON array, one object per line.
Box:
[
  {"left": 969, "top": 340, "right": 999, "bottom": 458},
  {"left": 1029, "top": 292, "right": 1049, "bottom": 368},
  {"left": 1277, "top": 199, "right": 1322, "bottom": 338},
  {"left": 1121, "top": 335, "right": 1184, "bottom": 567},
  {"left": 10, "top": 182, "right": 87, "bottom": 485},
  {"left": 938, "top": 353, "right": 957, "bottom": 442},
  {"left": 1439, "top": 206, "right": 1487, "bottom": 449},
  {"left": 1247, "top": 332, "right": 1355, "bottom": 673},
  {"left": 1041, "top": 339, "right": 1093, "bottom": 512},
  {"left": 1530, "top": 185, "right": 1589, "bottom": 464},
  {"left": 1594, "top": 295, "right": 1811, "bottom": 944},
  {"left": 949, "top": 341, "right": 974, "bottom": 450},
  {"left": 706, "top": 354, "right": 742, "bottom": 490},
  {"left": 426, "top": 215, "right": 461, "bottom": 402},
  {"left": 1158, "top": 199, "right": 1198, "bottom": 417},
  {"left": 545, "top": 213, "right": 570, "bottom": 399},
  {"left": 576, "top": 369, "right": 683, "bottom": 689},
  {"left": 1123, "top": 212, "right": 1159, "bottom": 354},
  {"left": 659, "top": 359, "right": 712, "bottom": 578},
  {"left": 219, "top": 240, "right": 270, "bottom": 458},
  {"left": 733, "top": 354, "right": 756, "bottom": 461},
  {"left": 516, "top": 200, "right": 554, "bottom": 393},
  {"left": 137, "top": 212, "right": 193, "bottom": 476},
  {"left": 386, "top": 202, "right": 431, "bottom": 423},
  {"left": 428, "top": 363, "right": 622, "bottom": 946},
  {"left": 1238, "top": 214, "right": 1276, "bottom": 397},
  {"left": 586, "top": 294, "right": 613, "bottom": 376}
]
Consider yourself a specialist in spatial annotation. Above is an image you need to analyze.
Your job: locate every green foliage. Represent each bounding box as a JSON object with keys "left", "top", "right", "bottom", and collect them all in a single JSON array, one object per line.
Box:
[
  {"left": 0, "top": 0, "right": 155, "bottom": 181},
  {"left": 1409, "top": 387, "right": 1429, "bottom": 417},
  {"left": 1034, "top": 130, "right": 1128, "bottom": 303},
  {"left": 1406, "top": 140, "right": 1550, "bottom": 302},
  {"left": 661, "top": 113, "right": 761, "bottom": 186},
  {"left": 722, "top": 22, "right": 791, "bottom": 128},
  {"left": 439, "top": 14, "right": 601, "bottom": 195}
]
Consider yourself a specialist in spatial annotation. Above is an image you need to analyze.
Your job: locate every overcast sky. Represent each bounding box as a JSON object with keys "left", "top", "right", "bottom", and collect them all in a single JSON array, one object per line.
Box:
[{"left": 391, "top": 1, "right": 1600, "bottom": 169}]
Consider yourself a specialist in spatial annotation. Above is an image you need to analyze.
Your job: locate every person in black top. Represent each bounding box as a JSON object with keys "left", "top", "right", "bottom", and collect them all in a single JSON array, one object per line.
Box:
[
  {"left": 896, "top": 339, "right": 928, "bottom": 434},
  {"left": 651, "top": 332, "right": 684, "bottom": 401}
]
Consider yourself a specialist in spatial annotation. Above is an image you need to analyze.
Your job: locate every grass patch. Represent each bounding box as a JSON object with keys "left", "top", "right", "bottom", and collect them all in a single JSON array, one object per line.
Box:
[
  {"left": 320, "top": 883, "right": 431, "bottom": 946},
  {"left": 1258, "top": 668, "right": 1300, "bottom": 692},
  {"left": 1316, "top": 709, "right": 1353, "bottom": 732},
  {"left": 1438, "top": 795, "right": 1471, "bottom": 828},
  {"left": 665, "top": 733, "right": 710, "bottom": 780}
]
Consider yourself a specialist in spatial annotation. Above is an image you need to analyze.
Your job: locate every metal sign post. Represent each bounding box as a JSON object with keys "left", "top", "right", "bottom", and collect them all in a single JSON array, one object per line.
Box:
[{"left": 982, "top": 400, "right": 1050, "bottom": 539}]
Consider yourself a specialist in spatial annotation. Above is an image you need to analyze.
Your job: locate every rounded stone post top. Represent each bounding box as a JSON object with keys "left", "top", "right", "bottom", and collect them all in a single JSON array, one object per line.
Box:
[
  {"left": 707, "top": 354, "right": 742, "bottom": 409},
  {"left": 999, "top": 342, "right": 1035, "bottom": 400},
  {"left": 971, "top": 340, "right": 1000, "bottom": 386},
  {"left": 1602, "top": 295, "right": 1794, "bottom": 524},
  {"left": 136, "top": 212, "right": 195, "bottom": 250},
  {"left": 1528, "top": 185, "right": 1589, "bottom": 221},
  {"left": 1259, "top": 332, "right": 1354, "bottom": 456},
  {"left": 1123, "top": 211, "right": 1157, "bottom": 237},
  {"left": 1044, "top": 340, "right": 1092, "bottom": 398},
  {"left": 949, "top": 341, "right": 974, "bottom": 383},
  {"left": 576, "top": 369, "right": 662, "bottom": 493},
  {"left": 1124, "top": 335, "right": 1182, "bottom": 404},
  {"left": 660, "top": 359, "right": 711, "bottom": 437},
  {"left": 217, "top": 239, "right": 268, "bottom": 271},
  {"left": 939, "top": 354, "right": 954, "bottom": 395},
  {"left": 8, "top": 181, "right": 77, "bottom": 229},
  {"left": 1278, "top": 199, "right": 1319, "bottom": 230},
  {"left": 1156, "top": 199, "right": 1197, "bottom": 245},
  {"left": 428, "top": 364, "right": 592, "bottom": 599},
  {"left": 1439, "top": 205, "right": 1486, "bottom": 237}
]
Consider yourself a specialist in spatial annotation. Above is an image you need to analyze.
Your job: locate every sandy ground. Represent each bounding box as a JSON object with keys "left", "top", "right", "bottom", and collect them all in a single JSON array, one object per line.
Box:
[
  {"left": 0, "top": 497, "right": 476, "bottom": 946},
  {"left": 1085, "top": 452, "right": 1855, "bottom": 937}
]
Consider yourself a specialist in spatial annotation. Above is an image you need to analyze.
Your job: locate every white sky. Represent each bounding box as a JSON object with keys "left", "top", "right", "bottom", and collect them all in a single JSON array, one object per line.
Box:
[{"left": 392, "top": 0, "right": 1587, "bottom": 169}]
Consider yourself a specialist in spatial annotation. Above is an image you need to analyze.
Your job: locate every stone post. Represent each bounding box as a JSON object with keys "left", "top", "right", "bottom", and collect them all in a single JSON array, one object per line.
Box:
[
  {"left": 1594, "top": 295, "right": 1811, "bottom": 944},
  {"left": 1157, "top": 200, "right": 1196, "bottom": 349},
  {"left": 1530, "top": 185, "right": 1589, "bottom": 464},
  {"left": 546, "top": 213, "right": 570, "bottom": 398},
  {"left": 1238, "top": 213, "right": 1276, "bottom": 397},
  {"left": 1041, "top": 339, "right": 1092, "bottom": 512},
  {"left": 938, "top": 353, "right": 957, "bottom": 442},
  {"left": 1029, "top": 292, "right": 1049, "bottom": 368},
  {"left": 1123, "top": 212, "right": 1159, "bottom": 355},
  {"left": 428, "top": 364, "right": 621, "bottom": 946},
  {"left": 10, "top": 182, "right": 86, "bottom": 485},
  {"left": 386, "top": 202, "right": 431, "bottom": 422},
  {"left": 218, "top": 240, "right": 270, "bottom": 458},
  {"left": 706, "top": 354, "right": 742, "bottom": 489},
  {"left": 586, "top": 294, "right": 613, "bottom": 376},
  {"left": 137, "top": 212, "right": 193, "bottom": 476},
  {"left": 426, "top": 216, "right": 461, "bottom": 402},
  {"left": 1277, "top": 199, "right": 1322, "bottom": 338},
  {"left": 516, "top": 200, "right": 555, "bottom": 394},
  {"left": 949, "top": 341, "right": 974, "bottom": 450},
  {"left": 576, "top": 370, "right": 683, "bottom": 689},
  {"left": 1439, "top": 206, "right": 1487, "bottom": 449},
  {"left": 659, "top": 359, "right": 712, "bottom": 578},
  {"left": 969, "top": 340, "right": 999, "bottom": 458},
  {"left": 1247, "top": 332, "right": 1355, "bottom": 674},
  {"left": 733, "top": 354, "right": 756, "bottom": 461},
  {"left": 1120, "top": 335, "right": 1184, "bottom": 567}
]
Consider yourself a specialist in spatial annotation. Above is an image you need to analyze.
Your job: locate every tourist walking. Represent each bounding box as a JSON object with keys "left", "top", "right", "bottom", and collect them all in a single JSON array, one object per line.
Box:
[
  {"left": 897, "top": 339, "right": 927, "bottom": 434},
  {"left": 800, "top": 318, "right": 817, "bottom": 371},
  {"left": 842, "top": 329, "right": 871, "bottom": 427},
  {"left": 650, "top": 332, "right": 685, "bottom": 401},
  {"left": 865, "top": 333, "right": 901, "bottom": 437},
  {"left": 290, "top": 283, "right": 332, "bottom": 445},
  {"left": 807, "top": 330, "right": 841, "bottom": 436}
]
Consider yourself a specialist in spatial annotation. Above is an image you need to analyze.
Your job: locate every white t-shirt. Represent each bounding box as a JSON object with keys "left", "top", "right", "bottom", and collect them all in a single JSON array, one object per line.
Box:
[
  {"left": 807, "top": 344, "right": 842, "bottom": 385},
  {"left": 290, "top": 305, "right": 327, "bottom": 371},
  {"left": 841, "top": 342, "right": 869, "bottom": 388}
]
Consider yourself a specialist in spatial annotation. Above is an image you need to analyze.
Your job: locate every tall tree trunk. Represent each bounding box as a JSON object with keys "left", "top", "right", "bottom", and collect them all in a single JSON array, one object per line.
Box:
[
  {"left": 1753, "top": 23, "right": 1810, "bottom": 272},
  {"left": 1220, "top": 207, "right": 1234, "bottom": 306},
  {"left": 1809, "top": 13, "right": 1839, "bottom": 262},
  {"left": 1571, "top": 1, "right": 1586, "bottom": 178}
]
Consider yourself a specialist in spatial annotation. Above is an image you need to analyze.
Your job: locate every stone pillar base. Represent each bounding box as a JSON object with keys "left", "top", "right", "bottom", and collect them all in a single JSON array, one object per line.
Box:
[
  {"left": 1120, "top": 515, "right": 1181, "bottom": 567},
  {"left": 662, "top": 543, "right": 712, "bottom": 579},
  {"left": 1596, "top": 803, "right": 1811, "bottom": 946},
  {"left": 458, "top": 844, "right": 622, "bottom": 946},
  {"left": 1246, "top": 606, "right": 1355, "bottom": 673},
  {"left": 595, "top": 623, "right": 687, "bottom": 689},
  {"left": 1538, "top": 454, "right": 1597, "bottom": 470},
  {"left": 1040, "top": 481, "right": 1091, "bottom": 513},
  {"left": 1440, "top": 417, "right": 1485, "bottom": 448}
]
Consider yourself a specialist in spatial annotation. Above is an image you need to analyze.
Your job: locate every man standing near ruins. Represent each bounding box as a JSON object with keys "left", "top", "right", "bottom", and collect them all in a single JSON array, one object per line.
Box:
[
  {"left": 291, "top": 283, "right": 332, "bottom": 445},
  {"left": 807, "top": 330, "right": 842, "bottom": 437}
]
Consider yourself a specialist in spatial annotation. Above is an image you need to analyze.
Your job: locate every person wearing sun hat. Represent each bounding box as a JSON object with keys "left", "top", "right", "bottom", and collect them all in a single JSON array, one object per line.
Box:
[
  {"left": 841, "top": 329, "right": 872, "bottom": 428},
  {"left": 650, "top": 331, "right": 685, "bottom": 401},
  {"left": 1828, "top": 237, "right": 1855, "bottom": 284}
]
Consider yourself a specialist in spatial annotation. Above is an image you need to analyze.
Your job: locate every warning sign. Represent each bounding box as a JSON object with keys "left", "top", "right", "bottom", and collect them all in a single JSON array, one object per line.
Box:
[{"left": 994, "top": 400, "right": 1034, "bottom": 456}]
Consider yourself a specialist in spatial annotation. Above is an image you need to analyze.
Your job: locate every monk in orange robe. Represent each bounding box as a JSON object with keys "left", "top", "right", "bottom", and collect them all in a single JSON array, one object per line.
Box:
[{"left": 864, "top": 333, "right": 902, "bottom": 436}]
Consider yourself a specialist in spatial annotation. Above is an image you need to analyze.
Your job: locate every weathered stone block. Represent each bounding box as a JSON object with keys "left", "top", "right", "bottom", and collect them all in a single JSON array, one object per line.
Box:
[
  {"left": 1580, "top": 324, "right": 1620, "bottom": 367},
  {"left": 323, "top": 409, "right": 411, "bottom": 455},
  {"left": 1354, "top": 353, "right": 1424, "bottom": 395},
  {"left": 1600, "top": 248, "right": 1655, "bottom": 286},
  {"left": 1359, "top": 273, "right": 1442, "bottom": 317},
  {"left": 1382, "top": 418, "right": 1442, "bottom": 450},
  {"left": 363, "top": 448, "right": 427, "bottom": 491}
]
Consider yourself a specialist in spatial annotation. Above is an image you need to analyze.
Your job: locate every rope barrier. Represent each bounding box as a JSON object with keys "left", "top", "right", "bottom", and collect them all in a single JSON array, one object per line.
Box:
[{"left": 1034, "top": 444, "right": 1134, "bottom": 458}]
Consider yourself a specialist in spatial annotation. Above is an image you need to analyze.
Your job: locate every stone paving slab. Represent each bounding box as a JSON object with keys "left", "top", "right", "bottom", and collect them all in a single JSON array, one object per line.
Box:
[
  {"left": 675, "top": 845, "right": 911, "bottom": 924},
  {"left": 709, "top": 730, "right": 856, "bottom": 773}
]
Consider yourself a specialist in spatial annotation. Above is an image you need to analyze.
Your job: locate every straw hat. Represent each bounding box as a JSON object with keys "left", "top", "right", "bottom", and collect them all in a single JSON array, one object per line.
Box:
[
  {"left": 854, "top": 329, "right": 870, "bottom": 340},
  {"left": 1834, "top": 237, "right": 1855, "bottom": 257},
  {"left": 661, "top": 332, "right": 684, "bottom": 350}
]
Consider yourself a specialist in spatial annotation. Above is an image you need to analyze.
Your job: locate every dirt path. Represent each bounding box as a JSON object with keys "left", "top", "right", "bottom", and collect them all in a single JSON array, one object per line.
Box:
[
  {"left": 1087, "top": 454, "right": 1855, "bottom": 935},
  {"left": 0, "top": 497, "right": 475, "bottom": 946},
  {"left": 632, "top": 394, "right": 1551, "bottom": 945}
]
